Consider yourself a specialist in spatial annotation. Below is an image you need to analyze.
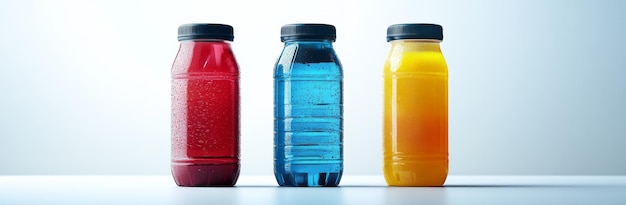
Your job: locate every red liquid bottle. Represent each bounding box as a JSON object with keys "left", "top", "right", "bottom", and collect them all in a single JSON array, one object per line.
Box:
[{"left": 171, "top": 24, "right": 240, "bottom": 186}]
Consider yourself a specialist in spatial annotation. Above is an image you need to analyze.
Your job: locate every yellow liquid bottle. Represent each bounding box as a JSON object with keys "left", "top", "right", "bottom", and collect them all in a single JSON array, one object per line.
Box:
[{"left": 383, "top": 24, "right": 448, "bottom": 186}]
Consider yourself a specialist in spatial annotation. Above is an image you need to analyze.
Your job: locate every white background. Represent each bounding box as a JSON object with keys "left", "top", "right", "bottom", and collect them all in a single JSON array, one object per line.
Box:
[{"left": 1, "top": 0, "right": 625, "bottom": 175}]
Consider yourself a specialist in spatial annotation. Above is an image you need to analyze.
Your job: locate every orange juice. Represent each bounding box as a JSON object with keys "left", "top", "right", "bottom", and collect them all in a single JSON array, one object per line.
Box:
[{"left": 383, "top": 24, "right": 448, "bottom": 186}]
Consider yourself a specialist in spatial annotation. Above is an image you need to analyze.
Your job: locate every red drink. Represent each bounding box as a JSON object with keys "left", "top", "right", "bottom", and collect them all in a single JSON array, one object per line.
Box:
[{"left": 171, "top": 24, "right": 240, "bottom": 186}]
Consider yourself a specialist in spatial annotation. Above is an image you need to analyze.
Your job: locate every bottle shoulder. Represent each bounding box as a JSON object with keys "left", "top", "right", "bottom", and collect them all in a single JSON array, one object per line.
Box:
[
  {"left": 172, "top": 42, "right": 239, "bottom": 74},
  {"left": 384, "top": 42, "right": 447, "bottom": 74},
  {"left": 275, "top": 43, "right": 342, "bottom": 77},
  {"left": 384, "top": 50, "right": 447, "bottom": 74}
]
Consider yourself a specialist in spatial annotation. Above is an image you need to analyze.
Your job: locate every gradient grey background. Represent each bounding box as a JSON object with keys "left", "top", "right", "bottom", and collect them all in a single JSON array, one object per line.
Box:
[{"left": 0, "top": 0, "right": 624, "bottom": 175}]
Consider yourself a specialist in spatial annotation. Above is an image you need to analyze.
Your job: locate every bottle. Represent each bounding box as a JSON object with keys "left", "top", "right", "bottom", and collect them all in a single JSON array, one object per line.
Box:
[
  {"left": 171, "top": 23, "right": 240, "bottom": 186},
  {"left": 383, "top": 24, "right": 448, "bottom": 186},
  {"left": 274, "top": 24, "right": 344, "bottom": 187}
]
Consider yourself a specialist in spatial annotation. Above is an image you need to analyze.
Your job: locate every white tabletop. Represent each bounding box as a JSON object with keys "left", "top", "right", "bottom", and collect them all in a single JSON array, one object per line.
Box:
[{"left": 1, "top": 175, "right": 625, "bottom": 205}]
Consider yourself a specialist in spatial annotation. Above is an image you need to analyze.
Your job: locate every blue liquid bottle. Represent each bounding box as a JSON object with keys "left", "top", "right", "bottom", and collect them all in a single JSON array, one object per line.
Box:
[{"left": 274, "top": 24, "right": 343, "bottom": 186}]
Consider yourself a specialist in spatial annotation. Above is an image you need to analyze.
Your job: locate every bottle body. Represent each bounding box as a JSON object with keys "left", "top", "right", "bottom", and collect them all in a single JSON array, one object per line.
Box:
[
  {"left": 274, "top": 40, "right": 343, "bottom": 186},
  {"left": 383, "top": 40, "right": 448, "bottom": 186},
  {"left": 171, "top": 40, "right": 240, "bottom": 186}
]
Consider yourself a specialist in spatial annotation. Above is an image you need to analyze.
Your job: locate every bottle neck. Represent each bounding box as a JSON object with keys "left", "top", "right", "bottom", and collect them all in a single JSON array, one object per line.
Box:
[
  {"left": 180, "top": 39, "right": 231, "bottom": 48},
  {"left": 283, "top": 39, "right": 334, "bottom": 46},
  {"left": 389, "top": 39, "right": 441, "bottom": 53}
]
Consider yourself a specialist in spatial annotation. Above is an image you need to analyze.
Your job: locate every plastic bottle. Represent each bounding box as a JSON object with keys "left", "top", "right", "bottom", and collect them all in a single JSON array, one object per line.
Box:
[
  {"left": 274, "top": 24, "right": 344, "bottom": 187},
  {"left": 171, "top": 23, "right": 240, "bottom": 186},
  {"left": 383, "top": 23, "right": 448, "bottom": 186}
]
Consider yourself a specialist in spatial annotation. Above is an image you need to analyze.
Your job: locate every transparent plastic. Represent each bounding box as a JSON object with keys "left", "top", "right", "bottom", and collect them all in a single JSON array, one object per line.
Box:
[
  {"left": 171, "top": 40, "right": 240, "bottom": 186},
  {"left": 383, "top": 40, "right": 448, "bottom": 186},
  {"left": 274, "top": 40, "right": 343, "bottom": 186}
]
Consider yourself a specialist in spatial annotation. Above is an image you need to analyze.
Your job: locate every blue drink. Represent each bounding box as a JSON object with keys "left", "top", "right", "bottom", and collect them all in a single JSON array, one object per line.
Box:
[{"left": 274, "top": 24, "right": 343, "bottom": 186}]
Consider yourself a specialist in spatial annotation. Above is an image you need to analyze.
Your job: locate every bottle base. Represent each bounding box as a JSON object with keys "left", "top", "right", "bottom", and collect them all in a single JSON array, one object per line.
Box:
[
  {"left": 275, "top": 172, "right": 342, "bottom": 187},
  {"left": 172, "top": 163, "right": 240, "bottom": 187},
  {"left": 275, "top": 163, "right": 343, "bottom": 187},
  {"left": 384, "top": 161, "right": 448, "bottom": 187}
]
